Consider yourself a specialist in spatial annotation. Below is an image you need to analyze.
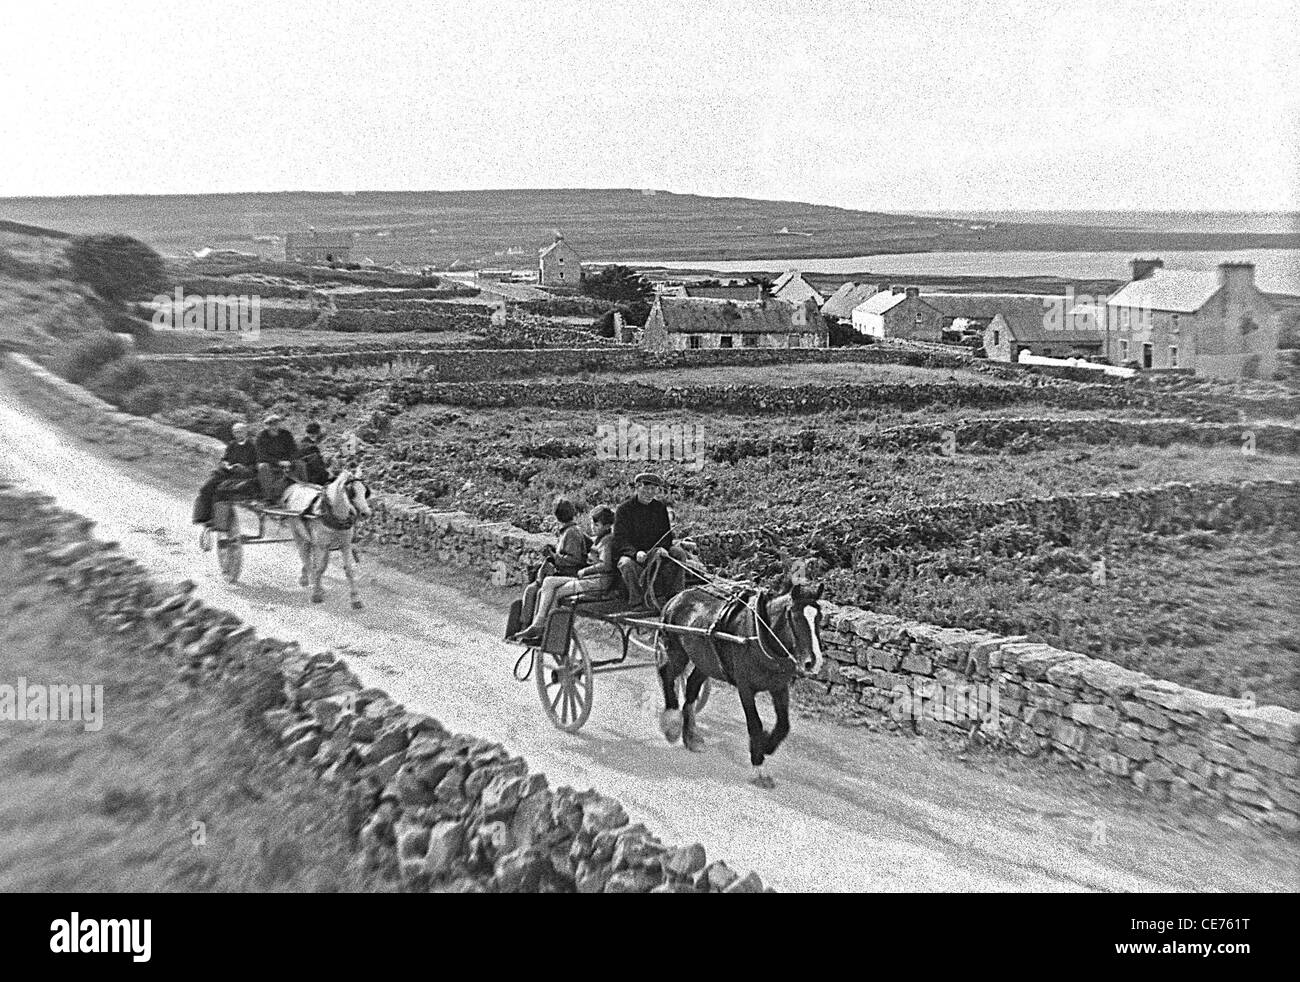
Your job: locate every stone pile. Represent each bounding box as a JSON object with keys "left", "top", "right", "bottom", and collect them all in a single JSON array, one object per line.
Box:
[{"left": 0, "top": 482, "right": 768, "bottom": 892}]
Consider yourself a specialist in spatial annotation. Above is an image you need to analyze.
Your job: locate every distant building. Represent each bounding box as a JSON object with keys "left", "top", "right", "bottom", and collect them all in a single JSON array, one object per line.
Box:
[
  {"left": 771, "top": 271, "right": 837, "bottom": 307},
  {"left": 977, "top": 295, "right": 1104, "bottom": 362},
  {"left": 284, "top": 231, "right": 352, "bottom": 264},
  {"left": 642, "top": 297, "right": 828, "bottom": 351},
  {"left": 538, "top": 233, "right": 582, "bottom": 287},
  {"left": 1103, "top": 259, "right": 1280, "bottom": 377},
  {"left": 820, "top": 281, "right": 879, "bottom": 323},
  {"left": 684, "top": 283, "right": 763, "bottom": 301},
  {"left": 850, "top": 287, "right": 944, "bottom": 341}
]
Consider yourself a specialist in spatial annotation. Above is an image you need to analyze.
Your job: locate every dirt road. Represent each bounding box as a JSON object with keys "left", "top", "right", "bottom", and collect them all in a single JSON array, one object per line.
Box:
[{"left": 0, "top": 379, "right": 1294, "bottom": 891}]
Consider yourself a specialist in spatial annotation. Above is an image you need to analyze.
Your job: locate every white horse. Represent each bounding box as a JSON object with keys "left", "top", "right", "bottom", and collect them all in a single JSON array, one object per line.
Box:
[{"left": 284, "top": 469, "right": 373, "bottom": 609}]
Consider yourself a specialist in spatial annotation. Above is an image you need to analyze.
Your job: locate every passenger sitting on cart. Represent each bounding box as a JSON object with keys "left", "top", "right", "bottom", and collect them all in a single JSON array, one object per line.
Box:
[
  {"left": 293, "top": 421, "right": 333, "bottom": 486},
  {"left": 516, "top": 499, "right": 596, "bottom": 626},
  {"left": 612, "top": 472, "right": 692, "bottom": 609},
  {"left": 510, "top": 506, "right": 617, "bottom": 646},
  {"left": 191, "top": 421, "right": 258, "bottom": 526},
  {"left": 254, "top": 413, "right": 298, "bottom": 503}
]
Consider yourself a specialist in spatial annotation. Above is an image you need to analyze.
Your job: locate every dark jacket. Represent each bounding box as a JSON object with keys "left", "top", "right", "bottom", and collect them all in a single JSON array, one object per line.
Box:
[
  {"left": 297, "top": 441, "right": 331, "bottom": 485},
  {"left": 612, "top": 496, "right": 672, "bottom": 559},
  {"left": 221, "top": 439, "right": 257, "bottom": 473},
  {"left": 255, "top": 428, "right": 298, "bottom": 464}
]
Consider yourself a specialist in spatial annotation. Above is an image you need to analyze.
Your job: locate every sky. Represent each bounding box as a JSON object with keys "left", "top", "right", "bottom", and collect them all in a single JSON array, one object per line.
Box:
[{"left": 1, "top": 0, "right": 1297, "bottom": 211}]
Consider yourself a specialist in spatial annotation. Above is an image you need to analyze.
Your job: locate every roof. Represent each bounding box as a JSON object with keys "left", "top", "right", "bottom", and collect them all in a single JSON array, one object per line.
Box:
[
  {"left": 654, "top": 297, "right": 824, "bottom": 335},
  {"left": 684, "top": 284, "right": 763, "bottom": 301},
  {"left": 1106, "top": 269, "right": 1221, "bottom": 313},
  {"left": 539, "top": 237, "right": 578, "bottom": 259},
  {"left": 820, "top": 281, "right": 879, "bottom": 319},
  {"left": 920, "top": 293, "right": 1104, "bottom": 342},
  {"left": 771, "top": 271, "right": 838, "bottom": 302},
  {"left": 284, "top": 232, "right": 352, "bottom": 249},
  {"left": 854, "top": 291, "right": 908, "bottom": 316}
]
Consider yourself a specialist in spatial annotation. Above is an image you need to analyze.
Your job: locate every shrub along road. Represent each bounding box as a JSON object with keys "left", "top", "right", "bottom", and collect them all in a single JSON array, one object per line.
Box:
[{"left": 0, "top": 377, "right": 1295, "bottom": 891}]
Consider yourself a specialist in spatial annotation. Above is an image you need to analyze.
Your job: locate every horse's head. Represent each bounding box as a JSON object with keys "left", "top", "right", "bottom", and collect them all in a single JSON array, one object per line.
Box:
[
  {"left": 325, "top": 469, "right": 372, "bottom": 522},
  {"left": 770, "top": 581, "right": 824, "bottom": 675}
]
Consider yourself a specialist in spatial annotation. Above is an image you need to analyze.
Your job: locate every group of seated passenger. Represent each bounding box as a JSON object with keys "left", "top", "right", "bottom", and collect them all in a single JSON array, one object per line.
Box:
[
  {"left": 191, "top": 414, "right": 336, "bottom": 526},
  {"left": 507, "top": 472, "right": 701, "bottom": 645}
]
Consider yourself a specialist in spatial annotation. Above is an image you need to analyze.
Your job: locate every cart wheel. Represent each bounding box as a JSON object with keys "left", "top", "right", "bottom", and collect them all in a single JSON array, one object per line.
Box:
[
  {"left": 216, "top": 536, "right": 244, "bottom": 583},
  {"left": 535, "top": 631, "right": 593, "bottom": 733}
]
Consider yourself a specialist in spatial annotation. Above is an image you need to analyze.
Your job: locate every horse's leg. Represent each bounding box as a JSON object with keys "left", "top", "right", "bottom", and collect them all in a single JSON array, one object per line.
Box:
[
  {"left": 292, "top": 524, "right": 311, "bottom": 588},
  {"left": 763, "top": 685, "right": 791, "bottom": 759},
  {"left": 681, "top": 667, "right": 708, "bottom": 753},
  {"left": 310, "top": 531, "right": 329, "bottom": 603},
  {"left": 341, "top": 533, "right": 363, "bottom": 609},
  {"left": 737, "top": 682, "right": 774, "bottom": 788},
  {"left": 657, "top": 634, "right": 687, "bottom": 744}
]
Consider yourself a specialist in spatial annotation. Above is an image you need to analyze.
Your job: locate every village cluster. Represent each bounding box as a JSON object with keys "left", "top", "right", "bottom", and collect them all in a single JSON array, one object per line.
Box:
[{"left": 278, "top": 228, "right": 1282, "bottom": 380}]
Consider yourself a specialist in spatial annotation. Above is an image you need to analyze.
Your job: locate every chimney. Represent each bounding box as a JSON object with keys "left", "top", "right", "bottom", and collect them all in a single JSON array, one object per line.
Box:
[
  {"left": 905, "top": 286, "right": 920, "bottom": 299},
  {"left": 878, "top": 283, "right": 891, "bottom": 294},
  {"left": 1217, "top": 261, "right": 1255, "bottom": 294},
  {"left": 1130, "top": 257, "right": 1164, "bottom": 281},
  {"left": 892, "top": 285, "right": 905, "bottom": 295}
]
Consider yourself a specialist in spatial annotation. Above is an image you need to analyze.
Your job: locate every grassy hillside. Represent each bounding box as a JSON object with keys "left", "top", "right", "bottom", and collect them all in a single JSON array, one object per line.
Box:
[{"left": 2, "top": 189, "right": 1297, "bottom": 267}]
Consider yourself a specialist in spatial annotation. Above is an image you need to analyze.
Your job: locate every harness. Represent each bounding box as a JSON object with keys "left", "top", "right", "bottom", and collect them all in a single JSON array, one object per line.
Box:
[{"left": 697, "top": 586, "right": 798, "bottom": 685}]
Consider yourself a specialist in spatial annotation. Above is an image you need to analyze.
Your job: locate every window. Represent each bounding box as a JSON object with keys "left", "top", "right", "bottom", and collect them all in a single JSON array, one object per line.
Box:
[
  {"left": 743, "top": 334, "right": 758, "bottom": 347},
  {"left": 720, "top": 335, "right": 734, "bottom": 348},
  {"left": 1169, "top": 345, "right": 1179, "bottom": 368},
  {"left": 686, "top": 334, "right": 702, "bottom": 349},
  {"left": 992, "top": 329, "right": 1001, "bottom": 346},
  {"left": 1121, "top": 307, "right": 1131, "bottom": 329},
  {"left": 1171, "top": 314, "right": 1180, "bottom": 333},
  {"left": 790, "top": 334, "right": 801, "bottom": 348},
  {"left": 1119, "top": 339, "right": 1130, "bottom": 362},
  {"left": 915, "top": 311, "right": 923, "bottom": 324}
]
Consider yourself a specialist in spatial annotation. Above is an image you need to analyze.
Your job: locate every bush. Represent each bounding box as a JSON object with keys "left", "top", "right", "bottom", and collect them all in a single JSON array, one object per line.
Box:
[
  {"left": 119, "top": 383, "right": 167, "bottom": 416},
  {"left": 65, "top": 234, "right": 168, "bottom": 304},
  {"left": 829, "top": 321, "right": 869, "bottom": 347},
  {"left": 85, "top": 357, "right": 152, "bottom": 406},
  {"left": 59, "top": 332, "right": 129, "bottom": 383}
]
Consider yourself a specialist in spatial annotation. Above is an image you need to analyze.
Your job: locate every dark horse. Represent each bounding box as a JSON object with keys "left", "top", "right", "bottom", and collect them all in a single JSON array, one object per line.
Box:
[{"left": 657, "top": 582, "right": 824, "bottom": 788}]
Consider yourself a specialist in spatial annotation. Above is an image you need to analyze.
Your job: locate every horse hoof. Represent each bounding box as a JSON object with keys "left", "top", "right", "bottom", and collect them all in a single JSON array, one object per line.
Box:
[
  {"left": 351, "top": 600, "right": 364, "bottom": 610},
  {"left": 749, "top": 770, "right": 776, "bottom": 790},
  {"left": 299, "top": 576, "right": 309, "bottom": 587},
  {"left": 659, "top": 710, "right": 682, "bottom": 744},
  {"left": 684, "top": 733, "right": 706, "bottom": 753}
]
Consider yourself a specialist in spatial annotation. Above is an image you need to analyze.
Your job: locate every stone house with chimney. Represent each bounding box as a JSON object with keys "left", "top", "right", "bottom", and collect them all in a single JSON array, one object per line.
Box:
[
  {"left": 849, "top": 287, "right": 944, "bottom": 341},
  {"left": 641, "top": 297, "right": 828, "bottom": 351},
  {"left": 819, "top": 281, "right": 879, "bottom": 324},
  {"left": 284, "top": 231, "right": 353, "bottom": 264},
  {"left": 975, "top": 295, "right": 1105, "bottom": 361},
  {"left": 538, "top": 233, "right": 582, "bottom": 288},
  {"left": 1104, "top": 258, "right": 1280, "bottom": 377}
]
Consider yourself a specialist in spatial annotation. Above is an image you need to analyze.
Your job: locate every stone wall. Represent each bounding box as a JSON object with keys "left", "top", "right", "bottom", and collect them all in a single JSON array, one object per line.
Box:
[
  {"left": 0, "top": 483, "right": 764, "bottom": 892},
  {"left": 696, "top": 479, "right": 1300, "bottom": 575},
  {"left": 813, "top": 605, "right": 1300, "bottom": 833},
  {"left": 141, "top": 336, "right": 972, "bottom": 382}
]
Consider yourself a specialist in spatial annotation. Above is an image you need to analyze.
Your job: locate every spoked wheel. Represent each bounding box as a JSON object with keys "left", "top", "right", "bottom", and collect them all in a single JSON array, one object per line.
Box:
[
  {"left": 535, "top": 632, "right": 594, "bottom": 733},
  {"left": 215, "top": 535, "right": 244, "bottom": 583}
]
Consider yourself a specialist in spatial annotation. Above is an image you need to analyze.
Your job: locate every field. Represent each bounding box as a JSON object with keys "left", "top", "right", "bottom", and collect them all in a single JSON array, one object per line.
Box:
[{"left": 4, "top": 191, "right": 1298, "bottom": 267}]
